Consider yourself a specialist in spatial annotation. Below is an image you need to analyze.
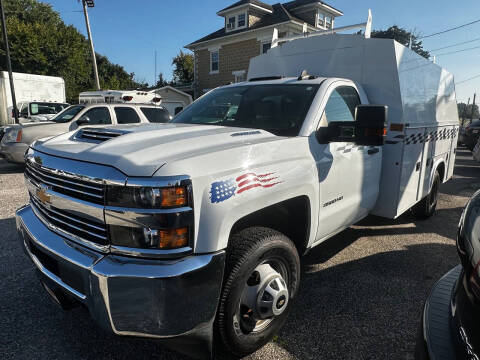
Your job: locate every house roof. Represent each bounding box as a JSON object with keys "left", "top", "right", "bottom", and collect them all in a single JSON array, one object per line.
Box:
[
  {"left": 283, "top": 0, "right": 343, "bottom": 15},
  {"left": 187, "top": 2, "right": 310, "bottom": 48},
  {"left": 218, "top": 0, "right": 273, "bottom": 14}
]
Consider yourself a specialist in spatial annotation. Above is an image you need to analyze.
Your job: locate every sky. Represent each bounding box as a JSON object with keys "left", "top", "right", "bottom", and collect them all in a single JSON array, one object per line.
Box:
[{"left": 46, "top": 0, "right": 480, "bottom": 103}]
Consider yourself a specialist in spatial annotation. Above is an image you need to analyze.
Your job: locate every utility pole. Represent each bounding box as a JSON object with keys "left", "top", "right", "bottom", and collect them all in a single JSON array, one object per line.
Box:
[
  {"left": 462, "top": 98, "right": 470, "bottom": 126},
  {"left": 81, "top": 0, "right": 100, "bottom": 90},
  {"left": 0, "top": 0, "right": 19, "bottom": 124},
  {"left": 470, "top": 93, "right": 477, "bottom": 123},
  {"left": 154, "top": 50, "right": 157, "bottom": 87}
]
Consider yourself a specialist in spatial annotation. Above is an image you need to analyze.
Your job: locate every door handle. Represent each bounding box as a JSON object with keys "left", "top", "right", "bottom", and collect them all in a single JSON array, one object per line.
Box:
[{"left": 367, "top": 148, "right": 379, "bottom": 155}]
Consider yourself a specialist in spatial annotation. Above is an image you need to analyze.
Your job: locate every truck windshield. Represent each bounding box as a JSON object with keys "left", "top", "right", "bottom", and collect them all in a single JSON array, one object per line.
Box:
[
  {"left": 171, "top": 84, "right": 319, "bottom": 136},
  {"left": 51, "top": 105, "right": 85, "bottom": 123},
  {"left": 29, "top": 102, "right": 69, "bottom": 115}
]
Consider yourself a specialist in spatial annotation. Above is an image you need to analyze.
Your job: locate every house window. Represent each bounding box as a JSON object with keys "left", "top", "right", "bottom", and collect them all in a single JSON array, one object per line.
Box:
[
  {"left": 325, "top": 16, "right": 332, "bottom": 29},
  {"left": 210, "top": 51, "right": 219, "bottom": 73},
  {"left": 227, "top": 16, "right": 236, "bottom": 30},
  {"left": 262, "top": 42, "right": 271, "bottom": 54},
  {"left": 317, "top": 12, "right": 325, "bottom": 27},
  {"left": 238, "top": 13, "right": 246, "bottom": 28}
]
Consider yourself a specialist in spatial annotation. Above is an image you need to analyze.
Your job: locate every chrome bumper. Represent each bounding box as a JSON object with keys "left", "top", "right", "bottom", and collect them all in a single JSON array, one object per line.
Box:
[
  {"left": 16, "top": 205, "right": 225, "bottom": 358},
  {"left": 0, "top": 142, "right": 28, "bottom": 163}
]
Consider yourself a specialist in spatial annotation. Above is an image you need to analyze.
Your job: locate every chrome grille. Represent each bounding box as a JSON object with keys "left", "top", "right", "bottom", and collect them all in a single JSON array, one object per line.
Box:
[
  {"left": 30, "top": 195, "right": 108, "bottom": 245},
  {"left": 25, "top": 161, "right": 105, "bottom": 205}
]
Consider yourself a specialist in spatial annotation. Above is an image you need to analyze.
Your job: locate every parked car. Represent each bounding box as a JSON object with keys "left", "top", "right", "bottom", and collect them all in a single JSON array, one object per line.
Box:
[
  {"left": 416, "top": 190, "right": 480, "bottom": 359},
  {"left": 15, "top": 33, "right": 459, "bottom": 359},
  {"left": 17, "top": 101, "right": 70, "bottom": 123},
  {"left": 462, "top": 119, "right": 480, "bottom": 150},
  {"left": 0, "top": 103, "right": 171, "bottom": 163}
]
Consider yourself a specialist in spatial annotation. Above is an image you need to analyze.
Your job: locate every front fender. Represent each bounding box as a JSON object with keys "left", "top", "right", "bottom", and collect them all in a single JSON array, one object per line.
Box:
[{"left": 194, "top": 162, "right": 319, "bottom": 253}]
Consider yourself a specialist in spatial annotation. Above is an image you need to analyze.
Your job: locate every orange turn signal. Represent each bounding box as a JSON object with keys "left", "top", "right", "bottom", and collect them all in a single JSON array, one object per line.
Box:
[
  {"left": 160, "top": 187, "right": 187, "bottom": 207},
  {"left": 158, "top": 227, "right": 189, "bottom": 249},
  {"left": 390, "top": 124, "right": 404, "bottom": 132}
]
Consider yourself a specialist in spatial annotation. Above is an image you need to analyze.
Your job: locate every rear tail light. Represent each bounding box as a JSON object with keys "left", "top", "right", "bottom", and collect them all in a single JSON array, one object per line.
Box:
[
  {"left": 16, "top": 130, "right": 22, "bottom": 142},
  {"left": 123, "top": 96, "right": 133, "bottom": 102},
  {"left": 152, "top": 97, "right": 162, "bottom": 103}
]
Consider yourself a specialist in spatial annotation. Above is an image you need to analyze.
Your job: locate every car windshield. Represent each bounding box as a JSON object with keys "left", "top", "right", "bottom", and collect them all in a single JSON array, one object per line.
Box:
[
  {"left": 171, "top": 84, "right": 320, "bottom": 136},
  {"left": 50, "top": 105, "right": 85, "bottom": 123},
  {"left": 29, "top": 102, "right": 69, "bottom": 115}
]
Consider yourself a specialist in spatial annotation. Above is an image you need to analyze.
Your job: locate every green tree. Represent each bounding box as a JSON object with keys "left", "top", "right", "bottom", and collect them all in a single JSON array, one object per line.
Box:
[
  {"left": 172, "top": 50, "right": 194, "bottom": 84},
  {"left": 155, "top": 72, "right": 169, "bottom": 88},
  {"left": 371, "top": 26, "right": 430, "bottom": 59},
  {"left": 458, "top": 102, "right": 479, "bottom": 120},
  {"left": 0, "top": 0, "right": 140, "bottom": 103}
]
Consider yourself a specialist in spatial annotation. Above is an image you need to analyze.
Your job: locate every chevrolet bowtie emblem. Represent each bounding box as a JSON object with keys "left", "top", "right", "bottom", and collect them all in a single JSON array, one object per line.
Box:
[{"left": 36, "top": 184, "right": 52, "bottom": 205}]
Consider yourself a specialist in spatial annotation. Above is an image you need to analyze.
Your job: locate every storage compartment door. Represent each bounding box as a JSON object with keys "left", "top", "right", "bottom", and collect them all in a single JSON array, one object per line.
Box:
[
  {"left": 446, "top": 126, "right": 459, "bottom": 180},
  {"left": 397, "top": 128, "right": 426, "bottom": 214}
]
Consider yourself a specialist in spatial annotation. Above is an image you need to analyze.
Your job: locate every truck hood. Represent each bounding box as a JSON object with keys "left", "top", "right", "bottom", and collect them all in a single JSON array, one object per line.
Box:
[{"left": 32, "top": 123, "right": 283, "bottom": 176}]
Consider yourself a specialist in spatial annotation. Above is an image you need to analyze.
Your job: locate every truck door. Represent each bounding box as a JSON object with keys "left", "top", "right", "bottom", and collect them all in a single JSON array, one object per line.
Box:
[{"left": 311, "top": 85, "right": 381, "bottom": 241}]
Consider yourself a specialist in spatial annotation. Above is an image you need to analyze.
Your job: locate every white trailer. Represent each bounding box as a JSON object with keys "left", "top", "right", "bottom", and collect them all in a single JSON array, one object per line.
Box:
[
  {"left": 0, "top": 72, "right": 66, "bottom": 125},
  {"left": 248, "top": 32, "right": 459, "bottom": 219}
]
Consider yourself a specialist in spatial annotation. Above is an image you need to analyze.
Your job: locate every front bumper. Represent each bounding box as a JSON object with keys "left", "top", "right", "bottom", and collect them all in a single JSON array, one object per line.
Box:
[
  {"left": 16, "top": 205, "right": 225, "bottom": 358},
  {"left": 418, "top": 265, "right": 480, "bottom": 360},
  {"left": 0, "top": 142, "right": 28, "bottom": 163}
]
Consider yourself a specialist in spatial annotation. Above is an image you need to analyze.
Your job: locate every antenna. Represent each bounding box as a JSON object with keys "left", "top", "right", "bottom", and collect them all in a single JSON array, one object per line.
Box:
[{"left": 154, "top": 50, "right": 157, "bottom": 87}]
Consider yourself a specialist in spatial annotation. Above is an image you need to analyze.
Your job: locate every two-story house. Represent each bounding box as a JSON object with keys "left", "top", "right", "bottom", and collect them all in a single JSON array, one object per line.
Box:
[{"left": 185, "top": 0, "right": 343, "bottom": 98}]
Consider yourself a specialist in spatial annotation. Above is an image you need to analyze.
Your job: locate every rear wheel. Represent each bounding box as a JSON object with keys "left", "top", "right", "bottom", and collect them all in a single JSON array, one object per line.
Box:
[
  {"left": 412, "top": 171, "right": 441, "bottom": 219},
  {"left": 214, "top": 227, "right": 300, "bottom": 358}
]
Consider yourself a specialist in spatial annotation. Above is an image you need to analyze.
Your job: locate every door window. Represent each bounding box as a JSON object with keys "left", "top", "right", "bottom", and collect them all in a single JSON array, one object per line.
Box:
[
  {"left": 115, "top": 107, "right": 141, "bottom": 124},
  {"left": 82, "top": 107, "right": 112, "bottom": 125},
  {"left": 20, "top": 103, "right": 28, "bottom": 117},
  {"left": 140, "top": 107, "right": 171, "bottom": 123},
  {"left": 321, "top": 86, "right": 360, "bottom": 125}
]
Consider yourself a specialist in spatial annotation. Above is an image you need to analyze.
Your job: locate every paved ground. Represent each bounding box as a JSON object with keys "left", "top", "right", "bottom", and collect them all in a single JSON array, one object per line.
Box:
[{"left": 1, "top": 148, "right": 479, "bottom": 360}]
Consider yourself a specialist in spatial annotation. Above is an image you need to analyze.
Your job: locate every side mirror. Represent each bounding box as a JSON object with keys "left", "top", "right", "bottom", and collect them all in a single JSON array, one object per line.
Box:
[
  {"left": 316, "top": 121, "right": 355, "bottom": 144},
  {"left": 354, "top": 105, "right": 388, "bottom": 146},
  {"left": 76, "top": 116, "right": 90, "bottom": 126},
  {"left": 316, "top": 127, "right": 331, "bottom": 144}
]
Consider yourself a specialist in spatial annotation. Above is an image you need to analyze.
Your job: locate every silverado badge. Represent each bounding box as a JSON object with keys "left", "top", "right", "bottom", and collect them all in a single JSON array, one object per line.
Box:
[{"left": 36, "top": 184, "right": 52, "bottom": 205}]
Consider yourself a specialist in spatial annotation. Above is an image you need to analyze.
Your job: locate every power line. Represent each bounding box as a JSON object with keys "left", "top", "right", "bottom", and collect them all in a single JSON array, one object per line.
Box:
[
  {"left": 434, "top": 44, "right": 480, "bottom": 57},
  {"left": 430, "top": 37, "right": 480, "bottom": 52},
  {"left": 418, "top": 18, "right": 480, "bottom": 39},
  {"left": 456, "top": 73, "right": 480, "bottom": 85}
]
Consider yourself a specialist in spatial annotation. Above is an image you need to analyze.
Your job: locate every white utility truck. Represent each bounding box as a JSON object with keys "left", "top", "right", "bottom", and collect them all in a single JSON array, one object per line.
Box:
[
  {"left": 0, "top": 72, "right": 66, "bottom": 125},
  {"left": 16, "top": 26, "right": 458, "bottom": 359}
]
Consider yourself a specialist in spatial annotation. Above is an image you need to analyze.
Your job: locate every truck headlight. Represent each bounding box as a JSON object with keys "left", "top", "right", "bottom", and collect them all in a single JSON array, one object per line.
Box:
[
  {"left": 106, "top": 182, "right": 193, "bottom": 253},
  {"left": 109, "top": 225, "right": 189, "bottom": 250},
  {"left": 3, "top": 128, "right": 22, "bottom": 143},
  {"left": 106, "top": 185, "right": 188, "bottom": 208}
]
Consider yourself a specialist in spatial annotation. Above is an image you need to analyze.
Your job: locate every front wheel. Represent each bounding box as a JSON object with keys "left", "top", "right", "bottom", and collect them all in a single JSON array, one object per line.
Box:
[
  {"left": 412, "top": 171, "right": 441, "bottom": 219},
  {"left": 214, "top": 227, "right": 300, "bottom": 358}
]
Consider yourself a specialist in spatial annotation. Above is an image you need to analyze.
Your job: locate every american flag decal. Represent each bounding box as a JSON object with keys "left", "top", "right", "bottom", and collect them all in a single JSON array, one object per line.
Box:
[{"left": 210, "top": 172, "right": 282, "bottom": 203}]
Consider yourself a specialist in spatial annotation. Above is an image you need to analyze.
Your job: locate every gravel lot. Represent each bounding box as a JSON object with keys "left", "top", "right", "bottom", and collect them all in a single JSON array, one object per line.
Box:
[{"left": 1, "top": 148, "right": 479, "bottom": 360}]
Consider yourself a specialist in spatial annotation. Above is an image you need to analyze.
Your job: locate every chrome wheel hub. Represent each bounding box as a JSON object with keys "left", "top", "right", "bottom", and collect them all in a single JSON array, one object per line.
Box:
[{"left": 241, "top": 263, "right": 289, "bottom": 323}]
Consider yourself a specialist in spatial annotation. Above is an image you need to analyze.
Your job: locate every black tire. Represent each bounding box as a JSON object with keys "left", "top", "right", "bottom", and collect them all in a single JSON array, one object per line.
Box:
[
  {"left": 412, "top": 171, "right": 441, "bottom": 220},
  {"left": 214, "top": 227, "right": 300, "bottom": 359}
]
